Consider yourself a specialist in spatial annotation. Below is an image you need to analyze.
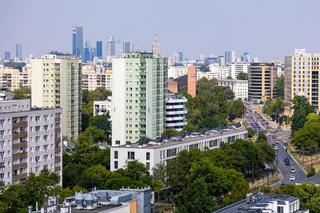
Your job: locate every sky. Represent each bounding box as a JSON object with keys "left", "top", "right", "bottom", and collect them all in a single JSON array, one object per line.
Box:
[{"left": 1, "top": 0, "right": 320, "bottom": 61}]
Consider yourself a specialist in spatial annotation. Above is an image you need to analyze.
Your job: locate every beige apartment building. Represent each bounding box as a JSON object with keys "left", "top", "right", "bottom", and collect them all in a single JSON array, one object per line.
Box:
[
  {"left": 0, "top": 68, "right": 21, "bottom": 91},
  {"left": 31, "top": 53, "right": 81, "bottom": 140},
  {"left": 0, "top": 99, "right": 62, "bottom": 185},
  {"left": 285, "top": 49, "right": 320, "bottom": 114},
  {"left": 81, "top": 64, "right": 112, "bottom": 91}
]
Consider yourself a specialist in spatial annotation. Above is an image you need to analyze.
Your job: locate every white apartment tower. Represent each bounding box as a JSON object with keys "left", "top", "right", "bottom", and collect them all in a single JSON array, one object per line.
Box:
[
  {"left": 31, "top": 53, "right": 81, "bottom": 140},
  {"left": 112, "top": 53, "right": 167, "bottom": 146}
]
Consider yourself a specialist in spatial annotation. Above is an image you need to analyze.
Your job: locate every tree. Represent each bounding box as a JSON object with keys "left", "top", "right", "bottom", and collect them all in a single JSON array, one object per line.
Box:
[
  {"left": 247, "top": 127, "right": 255, "bottom": 138},
  {"left": 12, "top": 87, "right": 31, "bottom": 100},
  {"left": 161, "top": 128, "right": 180, "bottom": 137},
  {"left": 174, "top": 179, "right": 216, "bottom": 213},
  {"left": 237, "top": 72, "right": 248, "bottom": 80},
  {"left": 226, "top": 99, "right": 245, "bottom": 121},
  {"left": 277, "top": 75, "right": 284, "bottom": 98},
  {"left": 291, "top": 96, "right": 314, "bottom": 133},
  {"left": 81, "top": 165, "right": 112, "bottom": 188}
]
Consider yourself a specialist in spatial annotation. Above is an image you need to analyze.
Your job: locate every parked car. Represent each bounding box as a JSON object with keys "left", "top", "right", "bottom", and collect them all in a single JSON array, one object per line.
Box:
[
  {"left": 290, "top": 176, "right": 296, "bottom": 181},
  {"left": 290, "top": 167, "right": 296, "bottom": 173}
]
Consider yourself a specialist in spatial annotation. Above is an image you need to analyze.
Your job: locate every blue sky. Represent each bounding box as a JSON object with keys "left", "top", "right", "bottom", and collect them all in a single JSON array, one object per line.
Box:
[{"left": 1, "top": 0, "right": 320, "bottom": 60}]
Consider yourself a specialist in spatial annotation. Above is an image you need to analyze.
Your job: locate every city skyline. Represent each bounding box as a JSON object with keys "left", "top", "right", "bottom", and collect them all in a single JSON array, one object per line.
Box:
[{"left": 2, "top": 0, "right": 320, "bottom": 60}]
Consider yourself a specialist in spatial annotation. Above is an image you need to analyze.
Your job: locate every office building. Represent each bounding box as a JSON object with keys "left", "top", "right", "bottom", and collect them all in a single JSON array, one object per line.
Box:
[
  {"left": 152, "top": 34, "right": 160, "bottom": 55},
  {"left": 242, "top": 52, "right": 251, "bottom": 63},
  {"left": 72, "top": 26, "right": 84, "bottom": 59},
  {"left": 285, "top": 49, "right": 320, "bottom": 112},
  {"left": 106, "top": 36, "right": 116, "bottom": 57},
  {"left": 110, "top": 126, "right": 247, "bottom": 173},
  {"left": 218, "top": 79, "right": 248, "bottom": 100},
  {"left": 31, "top": 52, "right": 81, "bottom": 140},
  {"left": 165, "top": 93, "right": 187, "bottom": 131},
  {"left": 229, "top": 62, "right": 249, "bottom": 79},
  {"left": 4, "top": 51, "right": 11, "bottom": 61},
  {"left": 214, "top": 192, "right": 309, "bottom": 213},
  {"left": 225, "top": 51, "right": 236, "bottom": 64},
  {"left": 112, "top": 53, "right": 167, "bottom": 146},
  {"left": 15, "top": 43, "right": 22, "bottom": 61},
  {"left": 178, "top": 52, "right": 184, "bottom": 62},
  {"left": 93, "top": 97, "right": 112, "bottom": 116},
  {"left": 0, "top": 68, "right": 21, "bottom": 91},
  {"left": 248, "top": 62, "right": 278, "bottom": 101},
  {"left": 96, "top": 41, "right": 103, "bottom": 58},
  {"left": 123, "top": 41, "right": 131, "bottom": 54},
  {"left": 0, "top": 99, "right": 62, "bottom": 185},
  {"left": 168, "top": 65, "right": 189, "bottom": 79}
]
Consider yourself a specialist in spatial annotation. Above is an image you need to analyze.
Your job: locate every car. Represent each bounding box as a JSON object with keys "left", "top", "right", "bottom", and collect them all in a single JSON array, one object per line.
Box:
[
  {"left": 274, "top": 145, "right": 278, "bottom": 151},
  {"left": 284, "top": 142, "right": 288, "bottom": 146},
  {"left": 290, "top": 167, "right": 296, "bottom": 173},
  {"left": 290, "top": 176, "right": 296, "bottom": 181},
  {"left": 284, "top": 157, "right": 290, "bottom": 166}
]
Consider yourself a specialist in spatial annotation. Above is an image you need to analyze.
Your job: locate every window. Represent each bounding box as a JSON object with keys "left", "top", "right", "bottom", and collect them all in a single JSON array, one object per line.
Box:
[
  {"left": 114, "top": 151, "right": 118, "bottom": 159},
  {"left": 146, "top": 162, "right": 150, "bottom": 170},
  {"left": 277, "top": 206, "right": 284, "bottom": 213},
  {"left": 146, "top": 152, "right": 150, "bottom": 160},
  {"left": 114, "top": 161, "right": 118, "bottom": 169},
  {"left": 116, "top": 140, "right": 120, "bottom": 145},
  {"left": 167, "top": 148, "right": 177, "bottom": 157},
  {"left": 128, "top": 152, "right": 135, "bottom": 160}
]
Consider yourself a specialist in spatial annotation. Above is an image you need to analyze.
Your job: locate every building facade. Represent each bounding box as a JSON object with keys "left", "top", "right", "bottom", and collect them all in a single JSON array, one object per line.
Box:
[
  {"left": 93, "top": 97, "right": 112, "bottom": 116},
  {"left": 0, "top": 68, "right": 21, "bottom": 91},
  {"left": 285, "top": 49, "right": 320, "bottom": 112},
  {"left": 0, "top": 99, "right": 62, "bottom": 185},
  {"left": 168, "top": 65, "right": 188, "bottom": 79},
  {"left": 229, "top": 62, "right": 249, "bottom": 79},
  {"left": 72, "top": 26, "right": 83, "bottom": 59},
  {"left": 81, "top": 64, "right": 106, "bottom": 91},
  {"left": 31, "top": 53, "right": 81, "bottom": 140},
  {"left": 248, "top": 62, "right": 278, "bottom": 101},
  {"left": 218, "top": 79, "right": 248, "bottom": 100},
  {"left": 110, "top": 126, "right": 247, "bottom": 173},
  {"left": 112, "top": 53, "right": 167, "bottom": 146},
  {"left": 165, "top": 94, "right": 187, "bottom": 131}
]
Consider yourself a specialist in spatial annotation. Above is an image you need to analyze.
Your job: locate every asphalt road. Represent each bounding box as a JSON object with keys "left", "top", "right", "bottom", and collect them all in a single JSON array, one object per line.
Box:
[{"left": 245, "top": 103, "right": 306, "bottom": 187}]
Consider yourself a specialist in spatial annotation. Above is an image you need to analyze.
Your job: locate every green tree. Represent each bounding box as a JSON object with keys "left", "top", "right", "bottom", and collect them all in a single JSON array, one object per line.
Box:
[
  {"left": 226, "top": 99, "right": 245, "bottom": 121},
  {"left": 237, "top": 72, "right": 248, "bottom": 80},
  {"left": 291, "top": 96, "right": 314, "bottom": 133},
  {"left": 247, "top": 127, "right": 255, "bottom": 138},
  {"left": 161, "top": 128, "right": 180, "bottom": 137},
  {"left": 174, "top": 178, "right": 216, "bottom": 213},
  {"left": 12, "top": 87, "right": 31, "bottom": 100},
  {"left": 277, "top": 75, "right": 284, "bottom": 98},
  {"left": 81, "top": 165, "right": 112, "bottom": 188}
]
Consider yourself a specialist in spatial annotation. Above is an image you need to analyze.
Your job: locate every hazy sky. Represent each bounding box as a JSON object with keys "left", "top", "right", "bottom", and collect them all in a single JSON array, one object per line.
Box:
[{"left": 1, "top": 0, "right": 320, "bottom": 60}]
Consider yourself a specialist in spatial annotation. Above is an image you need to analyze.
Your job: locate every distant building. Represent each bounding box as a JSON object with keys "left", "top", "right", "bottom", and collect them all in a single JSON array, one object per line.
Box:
[
  {"left": 72, "top": 26, "right": 84, "bottom": 59},
  {"left": 0, "top": 68, "right": 21, "bottom": 91},
  {"left": 165, "top": 93, "right": 187, "bottom": 131},
  {"left": 152, "top": 34, "right": 160, "bottom": 55},
  {"left": 229, "top": 62, "right": 249, "bottom": 79},
  {"left": 111, "top": 126, "right": 247, "bottom": 173},
  {"left": 0, "top": 99, "right": 62, "bottom": 185},
  {"left": 123, "top": 41, "right": 131, "bottom": 54},
  {"left": 197, "top": 64, "right": 229, "bottom": 80},
  {"left": 0, "top": 91, "right": 12, "bottom": 101},
  {"left": 218, "top": 79, "right": 248, "bottom": 100},
  {"left": 95, "top": 41, "right": 103, "bottom": 58},
  {"left": 242, "top": 52, "right": 251, "bottom": 63},
  {"left": 31, "top": 53, "right": 81, "bottom": 140},
  {"left": 214, "top": 192, "right": 309, "bottom": 213},
  {"left": 168, "top": 66, "right": 197, "bottom": 97},
  {"left": 4, "top": 51, "right": 11, "bottom": 61},
  {"left": 15, "top": 43, "right": 22, "bottom": 61},
  {"left": 81, "top": 64, "right": 106, "bottom": 90},
  {"left": 285, "top": 49, "right": 320, "bottom": 113},
  {"left": 106, "top": 36, "right": 116, "bottom": 57},
  {"left": 168, "top": 65, "right": 188, "bottom": 79},
  {"left": 105, "top": 65, "right": 112, "bottom": 91},
  {"left": 112, "top": 53, "right": 167, "bottom": 146},
  {"left": 93, "top": 97, "right": 112, "bottom": 116},
  {"left": 248, "top": 62, "right": 278, "bottom": 101},
  {"left": 225, "top": 50, "right": 236, "bottom": 64}
]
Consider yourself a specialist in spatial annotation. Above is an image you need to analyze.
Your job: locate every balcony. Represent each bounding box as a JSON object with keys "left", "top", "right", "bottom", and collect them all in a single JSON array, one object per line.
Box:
[
  {"left": 12, "top": 173, "right": 27, "bottom": 181},
  {"left": 12, "top": 121, "right": 28, "bottom": 129},
  {"left": 55, "top": 117, "right": 61, "bottom": 122},
  {"left": 12, "top": 141, "right": 28, "bottom": 149},
  {"left": 55, "top": 156, "right": 61, "bottom": 162},
  {"left": 12, "top": 162, "right": 27, "bottom": 170},
  {"left": 55, "top": 137, "right": 61, "bottom": 143},
  {"left": 12, "top": 131, "right": 28, "bottom": 139},
  {"left": 12, "top": 152, "right": 28, "bottom": 160},
  {"left": 55, "top": 166, "right": 61, "bottom": 171},
  {"left": 55, "top": 147, "right": 61, "bottom": 153}
]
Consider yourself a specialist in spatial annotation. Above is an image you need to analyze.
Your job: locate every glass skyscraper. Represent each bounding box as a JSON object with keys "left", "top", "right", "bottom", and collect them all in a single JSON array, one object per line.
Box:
[
  {"left": 72, "top": 26, "right": 83, "bottom": 59},
  {"left": 96, "top": 41, "right": 103, "bottom": 58},
  {"left": 15, "top": 43, "right": 22, "bottom": 60}
]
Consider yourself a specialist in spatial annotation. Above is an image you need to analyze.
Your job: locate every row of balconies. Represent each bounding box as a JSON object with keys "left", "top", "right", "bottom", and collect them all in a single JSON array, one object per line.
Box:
[
  {"left": 12, "top": 152, "right": 27, "bottom": 160},
  {"left": 12, "top": 131, "right": 28, "bottom": 139},
  {"left": 12, "top": 121, "right": 28, "bottom": 129},
  {"left": 12, "top": 162, "right": 27, "bottom": 170},
  {"left": 12, "top": 141, "right": 28, "bottom": 149},
  {"left": 12, "top": 173, "right": 27, "bottom": 181}
]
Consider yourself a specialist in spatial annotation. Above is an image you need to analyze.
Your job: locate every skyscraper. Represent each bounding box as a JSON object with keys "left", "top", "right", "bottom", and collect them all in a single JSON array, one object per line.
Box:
[
  {"left": 96, "top": 41, "right": 103, "bottom": 58},
  {"left": 83, "top": 41, "right": 91, "bottom": 63},
  {"left": 31, "top": 52, "right": 82, "bottom": 140},
  {"left": 112, "top": 53, "right": 167, "bottom": 146},
  {"left": 72, "top": 26, "right": 83, "bottom": 59},
  {"left": 178, "top": 52, "right": 184, "bottom": 62},
  {"left": 225, "top": 50, "right": 236, "bottom": 64},
  {"left": 15, "top": 43, "right": 22, "bottom": 60},
  {"left": 242, "top": 52, "right": 251, "bottom": 63},
  {"left": 106, "top": 36, "right": 116, "bottom": 57},
  {"left": 4, "top": 51, "right": 11, "bottom": 60},
  {"left": 122, "top": 41, "right": 131, "bottom": 54},
  {"left": 152, "top": 34, "right": 160, "bottom": 55},
  {"left": 284, "top": 49, "right": 320, "bottom": 113}
]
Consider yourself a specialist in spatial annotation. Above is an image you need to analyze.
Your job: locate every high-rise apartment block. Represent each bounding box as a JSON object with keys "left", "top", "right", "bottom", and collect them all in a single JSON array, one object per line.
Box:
[
  {"left": 248, "top": 62, "right": 278, "bottom": 101},
  {"left": 72, "top": 26, "right": 84, "bottom": 59},
  {"left": 0, "top": 99, "right": 62, "bottom": 185},
  {"left": 165, "top": 93, "right": 187, "bottom": 131},
  {"left": 285, "top": 49, "right": 320, "bottom": 112},
  {"left": 81, "top": 63, "right": 112, "bottom": 91},
  {"left": 112, "top": 53, "right": 167, "bottom": 146},
  {"left": 31, "top": 53, "right": 81, "bottom": 140},
  {"left": 0, "top": 68, "right": 21, "bottom": 91},
  {"left": 229, "top": 62, "right": 249, "bottom": 79}
]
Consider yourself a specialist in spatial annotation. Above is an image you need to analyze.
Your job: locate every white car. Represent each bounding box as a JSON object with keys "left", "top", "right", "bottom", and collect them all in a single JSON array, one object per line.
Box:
[
  {"left": 290, "top": 167, "right": 296, "bottom": 173},
  {"left": 290, "top": 176, "right": 296, "bottom": 181}
]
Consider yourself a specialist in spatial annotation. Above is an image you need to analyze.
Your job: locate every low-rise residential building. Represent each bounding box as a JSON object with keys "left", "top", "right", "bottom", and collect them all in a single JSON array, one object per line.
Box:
[
  {"left": 229, "top": 62, "right": 249, "bottom": 79},
  {"left": 214, "top": 192, "right": 309, "bottom": 213},
  {"left": 168, "top": 65, "right": 189, "bottom": 79},
  {"left": 93, "top": 96, "right": 112, "bottom": 116},
  {"left": 110, "top": 126, "right": 247, "bottom": 173},
  {"left": 165, "top": 94, "right": 187, "bottom": 131},
  {"left": 0, "top": 91, "right": 12, "bottom": 101},
  {"left": 218, "top": 79, "right": 248, "bottom": 100},
  {"left": 0, "top": 99, "right": 62, "bottom": 185},
  {"left": 0, "top": 68, "right": 21, "bottom": 91},
  {"left": 197, "top": 64, "right": 229, "bottom": 80}
]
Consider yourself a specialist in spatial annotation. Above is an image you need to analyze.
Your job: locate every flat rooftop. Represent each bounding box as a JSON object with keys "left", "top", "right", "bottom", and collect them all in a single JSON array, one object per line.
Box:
[{"left": 71, "top": 204, "right": 122, "bottom": 213}]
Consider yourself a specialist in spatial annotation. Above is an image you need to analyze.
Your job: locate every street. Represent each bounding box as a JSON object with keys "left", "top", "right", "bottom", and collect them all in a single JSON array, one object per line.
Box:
[{"left": 245, "top": 103, "right": 306, "bottom": 187}]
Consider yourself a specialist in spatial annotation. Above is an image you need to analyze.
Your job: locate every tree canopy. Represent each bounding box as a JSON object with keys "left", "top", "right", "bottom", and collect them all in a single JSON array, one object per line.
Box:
[
  {"left": 237, "top": 72, "right": 248, "bottom": 80},
  {"left": 291, "top": 96, "right": 314, "bottom": 133}
]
